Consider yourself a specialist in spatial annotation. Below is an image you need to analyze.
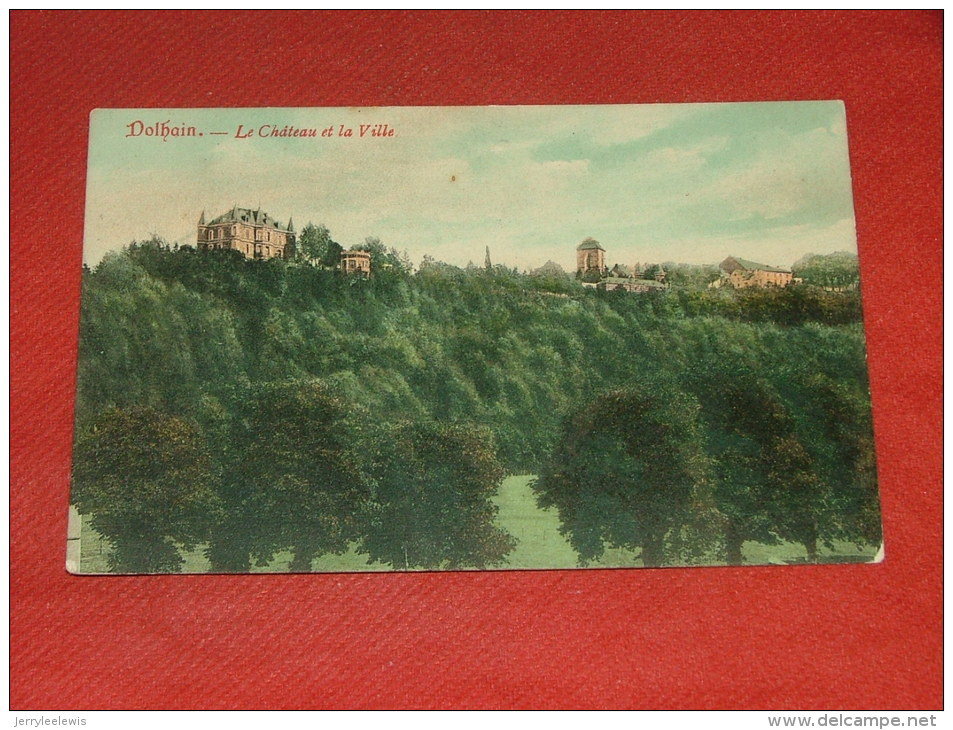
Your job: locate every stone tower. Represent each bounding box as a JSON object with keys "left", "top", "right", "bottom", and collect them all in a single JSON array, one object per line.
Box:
[{"left": 576, "top": 237, "right": 606, "bottom": 277}]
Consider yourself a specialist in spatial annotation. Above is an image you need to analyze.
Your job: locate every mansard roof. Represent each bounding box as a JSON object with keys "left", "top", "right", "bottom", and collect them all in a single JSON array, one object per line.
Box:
[{"left": 207, "top": 207, "right": 292, "bottom": 231}]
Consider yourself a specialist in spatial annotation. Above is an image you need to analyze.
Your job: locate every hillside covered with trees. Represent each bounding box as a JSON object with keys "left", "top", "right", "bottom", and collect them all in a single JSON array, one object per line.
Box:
[{"left": 71, "top": 239, "right": 879, "bottom": 572}]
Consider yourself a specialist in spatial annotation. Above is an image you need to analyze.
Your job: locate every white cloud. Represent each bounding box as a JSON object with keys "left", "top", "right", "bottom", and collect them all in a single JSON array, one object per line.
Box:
[
  {"left": 702, "top": 127, "right": 851, "bottom": 222},
  {"left": 583, "top": 104, "right": 701, "bottom": 146}
]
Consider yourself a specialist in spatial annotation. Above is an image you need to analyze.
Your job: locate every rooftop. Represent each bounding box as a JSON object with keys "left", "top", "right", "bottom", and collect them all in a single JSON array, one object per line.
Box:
[
  {"left": 206, "top": 207, "right": 293, "bottom": 232},
  {"left": 721, "top": 256, "right": 790, "bottom": 274},
  {"left": 577, "top": 237, "right": 605, "bottom": 251}
]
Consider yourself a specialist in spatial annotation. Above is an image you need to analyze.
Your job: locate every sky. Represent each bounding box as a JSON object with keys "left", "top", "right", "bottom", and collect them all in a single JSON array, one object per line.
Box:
[{"left": 84, "top": 102, "right": 858, "bottom": 271}]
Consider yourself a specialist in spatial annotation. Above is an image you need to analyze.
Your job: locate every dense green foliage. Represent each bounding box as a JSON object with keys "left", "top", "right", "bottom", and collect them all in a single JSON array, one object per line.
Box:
[
  {"left": 72, "top": 240, "right": 880, "bottom": 570},
  {"left": 361, "top": 421, "right": 514, "bottom": 569},
  {"left": 72, "top": 406, "right": 221, "bottom": 572},
  {"left": 210, "top": 380, "right": 373, "bottom": 572},
  {"left": 533, "top": 383, "right": 709, "bottom": 566},
  {"left": 297, "top": 223, "right": 341, "bottom": 267},
  {"left": 792, "top": 251, "right": 861, "bottom": 290}
]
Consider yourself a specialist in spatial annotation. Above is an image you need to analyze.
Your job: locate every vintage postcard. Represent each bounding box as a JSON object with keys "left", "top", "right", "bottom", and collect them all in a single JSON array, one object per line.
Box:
[{"left": 67, "top": 103, "right": 882, "bottom": 574}]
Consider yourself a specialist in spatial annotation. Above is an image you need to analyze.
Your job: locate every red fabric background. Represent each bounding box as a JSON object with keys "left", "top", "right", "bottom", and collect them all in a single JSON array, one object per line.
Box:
[{"left": 10, "top": 11, "right": 942, "bottom": 710}]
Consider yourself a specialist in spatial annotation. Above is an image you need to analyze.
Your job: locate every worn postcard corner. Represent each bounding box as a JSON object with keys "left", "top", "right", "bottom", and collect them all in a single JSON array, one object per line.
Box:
[{"left": 69, "top": 103, "right": 882, "bottom": 574}]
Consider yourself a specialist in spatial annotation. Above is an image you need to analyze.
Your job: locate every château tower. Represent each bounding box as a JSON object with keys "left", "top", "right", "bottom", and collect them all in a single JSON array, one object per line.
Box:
[{"left": 576, "top": 237, "right": 606, "bottom": 278}]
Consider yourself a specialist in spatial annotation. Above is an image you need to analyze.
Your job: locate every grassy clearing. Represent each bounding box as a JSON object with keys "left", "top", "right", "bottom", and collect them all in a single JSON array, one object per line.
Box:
[{"left": 492, "top": 474, "right": 644, "bottom": 569}]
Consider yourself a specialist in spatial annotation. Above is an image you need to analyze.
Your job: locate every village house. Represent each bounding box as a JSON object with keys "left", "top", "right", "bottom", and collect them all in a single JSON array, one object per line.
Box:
[
  {"left": 717, "top": 256, "right": 793, "bottom": 288},
  {"left": 198, "top": 207, "right": 296, "bottom": 260}
]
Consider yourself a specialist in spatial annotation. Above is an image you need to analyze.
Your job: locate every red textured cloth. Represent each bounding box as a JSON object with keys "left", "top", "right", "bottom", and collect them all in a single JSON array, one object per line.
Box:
[{"left": 10, "top": 10, "right": 942, "bottom": 709}]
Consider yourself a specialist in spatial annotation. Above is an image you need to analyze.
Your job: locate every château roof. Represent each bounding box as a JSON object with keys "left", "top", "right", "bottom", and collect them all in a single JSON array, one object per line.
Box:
[
  {"left": 577, "top": 237, "right": 605, "bottom": 251},
  {"left": 206, "top": 207, "right": 292, "bottom": 231},
  {"left": 721, "top": 256, "right": 790, "bottom": 274}
]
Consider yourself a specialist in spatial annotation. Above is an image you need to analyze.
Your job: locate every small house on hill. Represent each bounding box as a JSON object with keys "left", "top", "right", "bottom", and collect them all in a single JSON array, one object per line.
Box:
[
  {"left": 341, "top": 249, "right": 371, "bottom": 275},
  {"left": 718, "top": 256, "right": 793, "bottom": 289}
]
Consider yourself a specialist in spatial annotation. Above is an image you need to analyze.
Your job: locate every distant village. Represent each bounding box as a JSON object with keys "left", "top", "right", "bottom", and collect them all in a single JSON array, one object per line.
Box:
[
  {"left": 197, "top": 207, "right": 797, "bottom": 291},
  {"left": 570, "top": 237, "right": 794, "bottom": 292}
]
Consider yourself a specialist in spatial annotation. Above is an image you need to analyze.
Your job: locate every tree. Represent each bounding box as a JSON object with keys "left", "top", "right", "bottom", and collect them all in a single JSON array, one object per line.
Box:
[
  {"left": 682, "top": 348, "right": 856, "bottom": 563},
  {"left": 298, "top": 223, "right": 342, "bottom": 268},
  {"left": 360, "top": 421, "right": 515, "bottom": 569},
  {"left": 71, "top": 406, "right": 221, "bottom": 572},
  {"left": 792, "top": 251, "right": 860, "bottom": 290},
  {"left": 352, "top": 235, "right": 412, "bottom": 274},
  {"left": 533, "top": 384, "right": 708, "bottom": 567},
  {"left": 794, "top": 373, "right": 882, "bottom": 552},
  {"left": 765, "top": 433, "right": 825, "bottom": 561},
  {"left": 212, "top": 380, "right": 372, "bottom": 571},
  {"left": 353, "top": 235, "right": 387, "bottom": 266},
  {"left": 683, "top": 361, "right": 790, "bottom": 563}
]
